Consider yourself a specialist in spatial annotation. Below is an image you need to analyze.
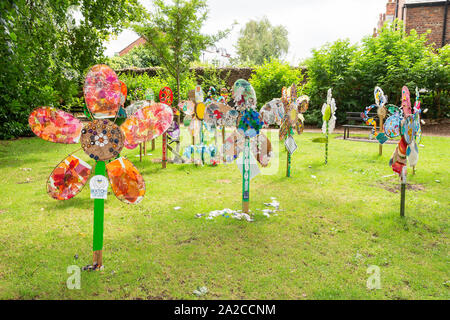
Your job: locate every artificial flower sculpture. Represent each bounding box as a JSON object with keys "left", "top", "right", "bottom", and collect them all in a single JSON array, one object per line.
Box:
[
  {"left": 179, "top": 85, "right": 218, "bottom": 164},
  {"left": 361, "top": 86, "right": 389, "bottom": 145},
  {"left": 223, "top": 79, "right": 272, "bottom": 213},
  {"left": 28, "top": 64, "right": 173, "bottom": 267},
  {"left": 263, "top": 84, "right": 309, "bottom": 176},
  {"left": 317, "top": 88, "right": 337, "bottom": 164},
  {"left": 389, "top": 86, "right": 424, "bottom": 176},
  {"left": 383, "top": 86, "right": 425, "bottom": 217},
  {"left": 223, "top": 80, "right": 272, "bottom": 167}
]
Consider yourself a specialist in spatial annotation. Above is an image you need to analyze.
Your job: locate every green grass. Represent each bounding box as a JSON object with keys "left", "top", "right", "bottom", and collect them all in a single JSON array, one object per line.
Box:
[{"left": 0, "top": 129, "right": 448, "bottom": 300}]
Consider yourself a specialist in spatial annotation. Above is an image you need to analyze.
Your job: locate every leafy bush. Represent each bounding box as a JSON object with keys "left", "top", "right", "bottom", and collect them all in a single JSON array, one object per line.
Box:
[
  {"left": 118, "top": 71, "right": 197, "bottom": 106},
  {"left": 303, "top": 39, "right": 358, "bottom": 125},
  {"left": 249, "top": 59, "right": 304, "bottom": 109},
  {"left": 197, "top": 66, "right": 231, "bottom": 92},
  {"left": 106, "top": 45, "right": 161, "bottom": 69}
]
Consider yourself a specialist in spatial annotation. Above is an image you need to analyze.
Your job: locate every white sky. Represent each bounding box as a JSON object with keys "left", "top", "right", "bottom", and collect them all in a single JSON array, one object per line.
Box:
[{"left": 104, "top": 0, "right": 388, "bottom": 65}]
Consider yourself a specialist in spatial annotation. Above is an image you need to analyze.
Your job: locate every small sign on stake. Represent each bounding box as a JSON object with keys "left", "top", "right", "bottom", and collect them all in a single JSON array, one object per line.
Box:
[
  {"left": 285, "top": 135, "right": 298, "bottom": 155},
  {"left": 90, "top": 175, "right": 108, "bottom": 199}
]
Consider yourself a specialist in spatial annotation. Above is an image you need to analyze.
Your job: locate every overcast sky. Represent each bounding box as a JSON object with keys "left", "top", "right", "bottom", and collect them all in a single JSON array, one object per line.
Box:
[{"left": 105, "top": 0, "right": 388, "bottom": 64}]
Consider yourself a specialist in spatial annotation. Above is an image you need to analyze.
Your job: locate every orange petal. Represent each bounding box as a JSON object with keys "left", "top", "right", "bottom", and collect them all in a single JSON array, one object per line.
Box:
[{"left": 106, "top": 158, "right": 145, "bottom": 204}]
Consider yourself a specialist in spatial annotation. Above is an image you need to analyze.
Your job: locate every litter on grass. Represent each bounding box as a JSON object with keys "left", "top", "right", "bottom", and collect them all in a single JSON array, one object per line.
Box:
[{"left": 196, "top": 198, "right": 281, "bottom": 222}]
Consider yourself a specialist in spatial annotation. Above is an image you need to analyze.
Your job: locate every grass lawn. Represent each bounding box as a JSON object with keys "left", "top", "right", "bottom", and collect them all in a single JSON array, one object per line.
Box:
[{"left": 0, "top": 129, "right": 448, "bottom": 300}]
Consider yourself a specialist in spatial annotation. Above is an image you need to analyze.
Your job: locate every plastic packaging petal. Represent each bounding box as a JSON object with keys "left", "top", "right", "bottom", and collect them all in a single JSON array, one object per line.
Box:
[{"left": 47, "top": 155, "right": 91, "bottom": 200}]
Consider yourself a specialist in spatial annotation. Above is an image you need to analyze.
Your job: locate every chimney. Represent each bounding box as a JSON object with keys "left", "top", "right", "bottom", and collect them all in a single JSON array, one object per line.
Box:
[{"left": 386, "top": 0, "right": 396, "bottom": 16}]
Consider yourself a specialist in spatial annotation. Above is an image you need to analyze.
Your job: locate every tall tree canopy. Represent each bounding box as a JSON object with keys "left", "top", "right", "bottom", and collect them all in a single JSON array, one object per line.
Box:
[
  {"left": 133, "top": 0, "right": 230, "bottom": 109},
  {"left": 0, "top": 0, "right": 147, "bottom": 139},
  {"left": 235, "top": 16, "right": 289, "bottom": 65}
]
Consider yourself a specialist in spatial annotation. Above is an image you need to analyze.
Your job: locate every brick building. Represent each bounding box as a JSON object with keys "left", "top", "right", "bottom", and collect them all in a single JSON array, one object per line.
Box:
[{"left": 374, "top": 0, "right": 449, "bottom": 48}]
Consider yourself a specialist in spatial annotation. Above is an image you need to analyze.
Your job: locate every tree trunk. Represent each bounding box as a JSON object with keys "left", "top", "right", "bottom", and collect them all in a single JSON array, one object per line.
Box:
[{"left": 176, "top": 72, "right": 181, "bottom": 125}]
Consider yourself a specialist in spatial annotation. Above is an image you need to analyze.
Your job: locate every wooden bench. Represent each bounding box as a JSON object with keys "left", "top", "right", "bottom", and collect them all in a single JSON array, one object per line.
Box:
[{"left": 342, "top": 111, "right": 378, "bottom": 139}]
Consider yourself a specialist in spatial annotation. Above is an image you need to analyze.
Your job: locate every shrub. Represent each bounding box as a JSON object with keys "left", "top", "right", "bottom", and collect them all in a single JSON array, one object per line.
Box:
[
  {"left": 118, "top": 71, "right": 197, "bottom": 106},
  {"left": 249, "top": 59, "right": 304, "bottom": 109},
  {"left": 303, "top": 39, "right": 358, "bottom": 125},
  {"left": 304, "top": 21, "right": 449, "bottom": 126}
]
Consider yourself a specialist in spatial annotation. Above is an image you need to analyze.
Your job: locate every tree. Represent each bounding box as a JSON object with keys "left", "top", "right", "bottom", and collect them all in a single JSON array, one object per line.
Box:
[
  {"left": 235, "top": 17, "right": 289, "bottom": 65},
  {"left": 0, "top": 0, "right": 147, "bottom": 139},
  {"left": 133, "top": 0, "right": 230, "bottom": 118}
]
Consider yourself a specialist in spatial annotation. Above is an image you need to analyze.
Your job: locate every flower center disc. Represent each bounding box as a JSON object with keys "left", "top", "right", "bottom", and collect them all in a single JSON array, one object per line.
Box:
[{"left": 80, "top": 119, "right": 125, "bottom": 161}]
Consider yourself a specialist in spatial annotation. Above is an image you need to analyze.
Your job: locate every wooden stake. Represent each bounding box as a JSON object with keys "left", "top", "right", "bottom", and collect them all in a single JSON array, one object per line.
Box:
[
  {"left": 162, "top": 133, "right": 167, "bottom": 169},
  {"left": 222, "top": 127, "right": 226, "bottom": 163},
  {"left": 400, "top": 169, "right": 406, "bottom": 218},
  {"left": 191, "top": 136, "right": 195, "bottom": 164},
  {"left": 151, "top": 139, "right": 155, "bottom": 150},
  {"left": 139, "top": 143, "right": 142, "bottom": 162},
  {"left": 400, "top": 182, "right": 406, "bottom": 218},
  {"left": 143, "top": 141, "right": 147, "bottom": 156}
]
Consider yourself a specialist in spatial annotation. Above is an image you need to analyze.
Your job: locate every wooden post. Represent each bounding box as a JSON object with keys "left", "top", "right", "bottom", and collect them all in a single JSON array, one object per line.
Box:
[
  {"left": 222, "top": 127, "right": 226, "bottom": 163},
  {"left": 400, "top": 182, "right": 406, "bottom": 218},
  {"left": 143, "top": 141, "right": 147, "bottom": 156},
  {"left": 92, "top": 161, "right": 105, "bottom": 267},
  {"left": 162, "top": 133, "right": 167, "bottom": 169},
  {"left": 242, "top": 137, "right": 250, "bottom": 213},
  {"left": 191, "top": 136, "right": 195, "bottom": 164},
  {"left": 139, "top": 143, "right": 142, "bottom": 162},
  {"left": 151, "top": 139, "right": 155, "bottom": 150},
  {"left": 400, "top": 169, "right": 406, "bottom": 218}
]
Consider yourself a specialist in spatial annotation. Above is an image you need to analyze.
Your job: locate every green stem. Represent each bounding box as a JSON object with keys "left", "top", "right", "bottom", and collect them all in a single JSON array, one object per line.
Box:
[
  {"left": 242, "top": 137, "right": 250, "bottom": 203},
  {"left": 93, "top": 161, "right": 105, "bottom": 252},
  {"left": 325, "top": 122, "right": 329, "bottom": 165}
]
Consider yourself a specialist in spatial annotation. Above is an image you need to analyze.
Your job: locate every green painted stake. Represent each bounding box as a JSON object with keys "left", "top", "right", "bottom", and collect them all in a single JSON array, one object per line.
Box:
[
  {"left": 286, "top": 128, "right": 293, "bottom": 177},
  {"left": 93, "top": 160, "right": 106, "bottom": 266},
  {"left": 242, "top": 137, "right": 250, "bottom": 213},
  {"left": 325, "top": 121, "right": 329, "bottom": 165}
]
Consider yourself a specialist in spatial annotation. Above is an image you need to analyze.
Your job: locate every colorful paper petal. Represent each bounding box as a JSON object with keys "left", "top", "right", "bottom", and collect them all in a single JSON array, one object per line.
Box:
[
  {"left": 401, "top": 86, "right": 412, "bottom": 117},
  {"left": 223, "top": 130, "right": 245, "bottom": 163},
  {"left": 47, "top": 155, "right": 91, "bottom": 200},
  {"left": 125, "top": 100, "right": 151, "bottom": 117},
  {"left": 384, "top": 114, "right": 402, "bottom": 138},
  {"left": 84, "top": 64, "right": 121, "bottom": 118},
  {"left": 29, "top": 107, "right": 82, "bottom": 144},
  {"left": 260, "top": 99, "right": 285, "bottom": 126},
  {"left": 179, "top": 100, "right": 195, "bottom": 116},
  {"left": 120, "top": 102, "right": 173, "bottom": 145},
  {"left": 233, "top": 79, "right": 256, "bottom": 107},
  {"left": 120, "top": 81, "right": 127, "bottom": 106},
  {"left": 106, "top": 157, "right": 145, "bottom": 204}
]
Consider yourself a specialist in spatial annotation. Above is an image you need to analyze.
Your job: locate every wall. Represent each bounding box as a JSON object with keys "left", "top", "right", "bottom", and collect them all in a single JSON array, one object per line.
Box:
[
  {"left": 116, "top": 66, "right": 308, "bottom": 88},
  {"left": 405, "top": 3, "right": 449, "bottom": 47}
]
